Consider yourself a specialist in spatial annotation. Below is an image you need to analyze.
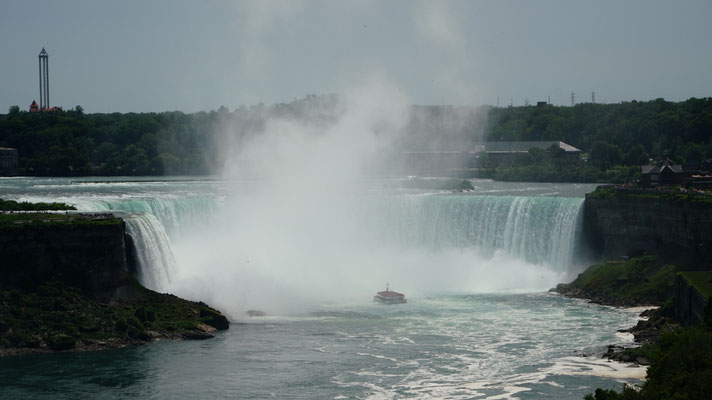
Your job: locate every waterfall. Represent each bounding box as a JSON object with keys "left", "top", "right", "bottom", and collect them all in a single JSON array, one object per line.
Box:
[
  {"left": 121, "top": 212, "right": 178, "bottom": 292},
  {"left": 72, "top": 189, "right": 584, "bottom": 293},
  {"left": 368, "top": 194, "right": 585, "bottom": 269},
  {"left": 74, "top": 196, "right": 220, "bottom": 237}
]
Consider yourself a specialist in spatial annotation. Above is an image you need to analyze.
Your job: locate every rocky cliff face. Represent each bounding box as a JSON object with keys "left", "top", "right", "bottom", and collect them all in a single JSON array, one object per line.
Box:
[
  {"left": 0, "top": 214, "right": 229, "bottom": 355},
  {"left": 583, "top": 187, "right": 712, "bottom": 267},
  {"left": 0, "top": 217, "right": 128, "bottom": 301},
  {"left": 674, "top": 275, "right": 707, "bottom": 326}
]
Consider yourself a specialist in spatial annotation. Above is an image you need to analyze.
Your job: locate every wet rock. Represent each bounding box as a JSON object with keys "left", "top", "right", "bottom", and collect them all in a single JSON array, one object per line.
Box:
[
  {"left": 47, "top": 334, "right": 76, "bottom": 351},
  {"left": 182, "top": 331, "right": 215, "bottom": 340},
  {"left": 200, "top": 308, "right": 229, "bottom": 330}
]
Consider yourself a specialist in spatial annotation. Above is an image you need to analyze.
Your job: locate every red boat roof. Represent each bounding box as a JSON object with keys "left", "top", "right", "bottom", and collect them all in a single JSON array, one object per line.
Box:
[{"left": 377, "top": 290, "right": 404, "bottom": 298}]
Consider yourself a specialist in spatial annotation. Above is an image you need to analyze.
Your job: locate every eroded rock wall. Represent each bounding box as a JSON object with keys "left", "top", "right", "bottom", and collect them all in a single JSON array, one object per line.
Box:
[
  {"left": 583, "top": 188, "right": 712, "bottom": 267},
  {"left": 0, "top": 219, "right": 128, "bottom": 301}
]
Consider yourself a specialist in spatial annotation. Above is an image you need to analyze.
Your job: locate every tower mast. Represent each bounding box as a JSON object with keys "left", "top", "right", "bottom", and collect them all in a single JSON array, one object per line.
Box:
[{"left": 38, "top": 48, "right": 49, "bottom": 109}]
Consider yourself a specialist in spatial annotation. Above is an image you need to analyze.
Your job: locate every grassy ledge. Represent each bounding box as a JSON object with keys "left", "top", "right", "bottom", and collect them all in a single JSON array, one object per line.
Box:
[
  {"left": 0, "top": 198, "right": 76, "bottom": 211},
  {"left": 555, "top": 255, "right": 676, "bottom": 306}
]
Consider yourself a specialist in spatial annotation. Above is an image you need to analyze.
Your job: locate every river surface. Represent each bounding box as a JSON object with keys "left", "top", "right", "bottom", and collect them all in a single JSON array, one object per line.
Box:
[{"left": 0, "top": 177, "right": 646, "bottom": 399}]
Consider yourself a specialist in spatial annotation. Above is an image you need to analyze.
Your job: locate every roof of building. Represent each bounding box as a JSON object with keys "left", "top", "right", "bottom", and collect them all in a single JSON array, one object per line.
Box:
[
  {"left": 402, "top": 142, "right": 581, "bottom": 155},
  {"left": 484, "top": 141, "right": 581, "bottom": 153},
  {"left": 641, "top": 158, "right": 683, "bottom": 175}
]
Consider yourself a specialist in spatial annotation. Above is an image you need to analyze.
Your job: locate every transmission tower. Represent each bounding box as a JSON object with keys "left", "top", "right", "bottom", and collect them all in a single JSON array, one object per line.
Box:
[
  {"left": 571, "top": 92, "right": 575, "bottom": 106},
  {"left": 592, "top": 91, "right": 595, "bottom": 103}
]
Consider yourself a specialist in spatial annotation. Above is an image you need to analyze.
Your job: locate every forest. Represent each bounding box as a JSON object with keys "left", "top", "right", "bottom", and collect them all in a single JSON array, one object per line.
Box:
[
  {"left": 478, "top": 97, "right": 712, "bottom": 182},
  {"left": 1, "top": 96, "right": 711, "bottom": 182}
]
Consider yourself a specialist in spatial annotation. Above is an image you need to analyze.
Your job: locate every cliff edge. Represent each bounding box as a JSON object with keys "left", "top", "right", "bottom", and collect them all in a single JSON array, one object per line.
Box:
[
  {"left": 583, "top": 186, "right": 712, "bottom": 267},
  {"left": 0, "top": 213, "right": 229, "bottom": 356}
]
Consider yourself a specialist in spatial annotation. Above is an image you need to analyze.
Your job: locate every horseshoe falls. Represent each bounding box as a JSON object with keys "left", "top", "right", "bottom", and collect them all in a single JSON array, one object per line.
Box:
[
  {"left": 1, "top": 177, "right": 647, "bottom": 399},
  {"left": 370, "top": 194, "right": 584, "bottom": 269},
  {"left": 2, "top": 178, "right": 591, "bottom": 308}
]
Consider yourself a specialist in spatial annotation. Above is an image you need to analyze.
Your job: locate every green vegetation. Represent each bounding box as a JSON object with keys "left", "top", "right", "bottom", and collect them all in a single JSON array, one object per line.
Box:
[
  {"left": 0, "top": 213, "right": 122, "bottom": 229},
  {"left": 472, "top": 97, "right": 712, "bottom": 183},
  {"left": 567, "top": 257, "right": 712, "bottom": 399},
  {"left": 0, "top": 277, "right": 228, "bottom": 352},
  {"left": 486, "top": 98, "right": 712, "bottom": 165},
  {"left": 399, "top": 178, "right": 473, "bottom": 191},
  {"left": 474, "top": 147, "right": 641, "bottom": 183},
  {"left": 0, "top": 198, "right": 76, "bottom": 211},
  {"left": 562, "top": 256, "right": 676, "bottom": 305},
  {"left": 586, "top": 185, "right": 617, "bottom": 200},
  {"left": 591, "top": 186, "right": 712, "bottom": 203},
  {"left": 585, "top": 307, "right": 712, "bottom": 400},
  {"left": 1, "top": 96, "right": 711, "bottom": 181},
  {"left": 678, "top": 271, "right": 712, "bottom": 298}
]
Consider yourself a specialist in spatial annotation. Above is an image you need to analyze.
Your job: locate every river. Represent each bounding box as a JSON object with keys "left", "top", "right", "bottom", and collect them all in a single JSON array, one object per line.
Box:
[{"left": 0, "top": 177, "right": 646, "bottom": 399}]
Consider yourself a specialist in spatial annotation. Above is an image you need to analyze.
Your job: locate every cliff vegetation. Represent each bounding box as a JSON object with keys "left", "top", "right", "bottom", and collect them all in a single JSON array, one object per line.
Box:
[
  {"left": 556, "top": 255, "right": 675, "bottom": 306},
  {"left": 0, "top": 198, "right": 76, "bottom": 211}
]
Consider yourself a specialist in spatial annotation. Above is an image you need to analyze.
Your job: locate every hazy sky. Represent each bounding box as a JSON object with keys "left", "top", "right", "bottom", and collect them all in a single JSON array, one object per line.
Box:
[{"left": 2, "top": 0, "right": 711, "bottom": 113}]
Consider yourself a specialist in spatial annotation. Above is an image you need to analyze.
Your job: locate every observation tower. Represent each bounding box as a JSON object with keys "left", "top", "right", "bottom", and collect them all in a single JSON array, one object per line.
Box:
[{"left": 38, "top": 48, "right": 49, "bottom": 109}]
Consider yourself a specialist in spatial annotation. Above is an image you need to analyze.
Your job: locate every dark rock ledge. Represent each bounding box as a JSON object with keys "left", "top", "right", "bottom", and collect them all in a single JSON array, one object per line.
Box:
[{"left": 0, "top": 213, "right": 229, "bottom": 357}]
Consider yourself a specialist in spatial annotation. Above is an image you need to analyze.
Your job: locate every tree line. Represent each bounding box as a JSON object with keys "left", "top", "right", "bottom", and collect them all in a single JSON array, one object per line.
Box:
[
  {"left": 1, "top": 96, "right": 710, "bottom": 181},
  {"left": 475, "top": 97, "right": 712, "bottom": 183}
]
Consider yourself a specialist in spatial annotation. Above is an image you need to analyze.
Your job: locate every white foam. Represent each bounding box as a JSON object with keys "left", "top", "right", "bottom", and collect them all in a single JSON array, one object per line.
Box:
[{"left": 545, "top": 356, "right": 647, "bottom": 380}]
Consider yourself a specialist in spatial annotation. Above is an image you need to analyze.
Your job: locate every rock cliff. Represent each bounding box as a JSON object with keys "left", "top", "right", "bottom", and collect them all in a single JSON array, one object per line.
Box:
[
  {"left": 0, "top": 213, "right": 229, "bottom": 356},
  {"left": 0, "top": 215, "right": 128, "bottom": 301},
  {"left": 583, "top": 186, "right": 712, "bottom": 267}
]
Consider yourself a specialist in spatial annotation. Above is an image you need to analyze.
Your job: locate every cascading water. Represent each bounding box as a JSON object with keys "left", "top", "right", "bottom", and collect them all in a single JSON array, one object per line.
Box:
[
  {"left": 74, "top": 196, "right": 220, "bottom": 237},
  {"left": 6, "top": 177, "right": 589, "bottom": 305},
  {"left": 119, "top": 212, "right": 177, "bottom": 292},
  {"left": 371, "top": 194, "right": 585, "bottom": 269}
]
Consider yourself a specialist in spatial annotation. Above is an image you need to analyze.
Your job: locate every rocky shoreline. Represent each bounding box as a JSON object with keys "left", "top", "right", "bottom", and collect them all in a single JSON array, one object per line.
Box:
[
  {"left": 0, "top": 324, "right": 222, "bottom": 358},
  {"left": 0, "top": 279, "right": 230, "bottom": 358},
  {"left": 552, "top": 285, "right": 676, "bottom": 368}
]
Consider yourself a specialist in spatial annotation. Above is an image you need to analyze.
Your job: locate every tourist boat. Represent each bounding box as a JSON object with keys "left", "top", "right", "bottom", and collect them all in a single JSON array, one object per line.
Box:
[{"left": 373, "top": 284, "right": 406, "bottom": 304}]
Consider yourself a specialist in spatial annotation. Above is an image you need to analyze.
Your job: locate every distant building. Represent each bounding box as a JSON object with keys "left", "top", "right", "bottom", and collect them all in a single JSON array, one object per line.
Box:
[
  {"left": 29, "top": 48, "right": 62, "bottom": 112},
  {"left": 483, "top": 141, "right": 582, "bottom": 167},
  {"left": 640, "top": 158, "right": 683, "bottom": 187},
  {"left": 0, "top": 147, "right": 19, "bottom": 176},
  {"left": 401, "top": 141, "right": 582, "bottom": 174}
]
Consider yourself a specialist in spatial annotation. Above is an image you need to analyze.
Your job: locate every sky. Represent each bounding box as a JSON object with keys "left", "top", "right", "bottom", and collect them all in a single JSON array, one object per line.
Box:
[{"left": 1, "top": 0, "right": 711, "bottom": 113}]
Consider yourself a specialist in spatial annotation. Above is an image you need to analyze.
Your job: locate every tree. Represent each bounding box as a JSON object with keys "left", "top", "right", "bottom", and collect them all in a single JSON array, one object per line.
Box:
[
  {"left": 624, "top": 144, "right": 649, "bottom": 166},
  {"left": 590, "top": 141, "right": 623, "bottom": 170},
  {"left": 8, "top": 105, "right": 20, "bottom": 117}
]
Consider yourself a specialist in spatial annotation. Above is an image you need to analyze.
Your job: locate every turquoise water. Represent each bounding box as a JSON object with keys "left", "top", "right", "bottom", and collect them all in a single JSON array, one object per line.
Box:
[
  {"left": 0, "top": 177, "right": 645, "bottom": 399},
  {"left": 0, "top": 294, "right": 643, "bottom": 399}
]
